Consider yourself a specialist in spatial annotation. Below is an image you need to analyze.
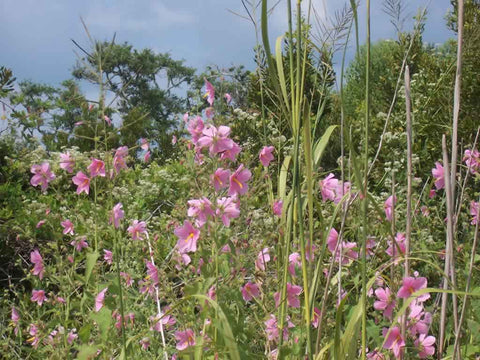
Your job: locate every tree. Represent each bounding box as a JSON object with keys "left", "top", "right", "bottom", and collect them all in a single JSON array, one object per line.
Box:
[{"left": 72, "top": 41, "right": 196, "bottom": 151}]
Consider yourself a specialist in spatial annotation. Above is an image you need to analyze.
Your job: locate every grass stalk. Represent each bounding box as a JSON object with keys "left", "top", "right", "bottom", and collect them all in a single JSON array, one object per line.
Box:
[
  {"left": 360, "top": 0, "right": 371, "bottom": 358},
  {"left": 453, "top": 195, "right": 480, "bottom": 357}
]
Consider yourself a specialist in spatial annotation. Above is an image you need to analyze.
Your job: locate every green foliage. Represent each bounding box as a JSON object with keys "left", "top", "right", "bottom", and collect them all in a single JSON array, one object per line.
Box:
[{"left": 73, "top": 41, "right": 196, "bottom": 149}]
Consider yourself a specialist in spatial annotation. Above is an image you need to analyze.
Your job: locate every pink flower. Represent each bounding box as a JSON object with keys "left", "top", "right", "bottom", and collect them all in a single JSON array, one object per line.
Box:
[
  {"left": 408, "top": 302, "right": 432, "bottom": 336},
  {"left": 67, "top": 329, "right": 78, "bottom": 344},
  {"left": 382, "top": 326, "right": 405, "bottom": 359},
  {"left": 187, "top": 197, "right": 214, "bottom": 227},
  {"left": 463, "top": 148, "right": 480, "bottom": 174},
  {"left": 146, "top": 261, "right": 159, "bottom": 285},
  {"left": 140, "top": 138, "right": 149, "bottom": 150},
  {"left": 384, "top": 195, "right": 396, "bottom": 221},
  {"left": 88, "top": 158, "right": 105, "bottom": 178},
  {"left": 259, "top": 146, "right": 275, "bottom": 167},
  {"left": 205, "top": 107, "right": 214, "bottom": 118},
  {"left": 274, "top": 283, "right": 302, "bottom": 308},
  {"left": 327, "top": 228, "right": 339, "bottom": 252},
  {"left": 140, "top": 337, "right": 150, "bottom": 350},
  {"left": 311, "top": 307, "right": 321, "bottom": 328},
  {"left": 31, "top": 289, "right": 47, "bottom": 306},
  {"left": 319, "top": 173, "right": 338, "bottom": 202},
  {"left": 265, "top": 314, "right": 294, "bottom": 342},
  {"left": 288, "top": 252, "right": 301, "bottom": 277},
  {"left": 113, "top": 146, "right": 128, "bottom": 174},
  {"left": 30, "top": 249, "right": 45, "bottom": 280},
  {"left": 415, "top": 334, "right": 436, "bottom": 358},
  {"left": 172, "top": 135, "right": 177, "bottom": 145},
  {"left": 470, "top": 201, "right": 479, "bottom": 225},
  {"left": 175, "top": 329, "right": 195, "bottom": 350},
  {"left": 59, "top": 153, "right": 75, "bottom": 173},
  {"left": 273, "top": 200, "right": 283, "bottom": 217},
  {"left": 61, "top": 219, "right": 74, "bottom": 235},
  {"left": 72, "top": 171, "right": 90, "bottom": 195},
  {"left": 27, "top": 324, "right": 41, "bottom": 348},
  {"left": 216, "top": 196, "right": 240, "bottom": 227},
  {"left": 103, "top": 250, "right": 113, "bottom": 265},
  {"left": 224, "top": 93, "right": 232, "bottom": 104},
  {"left": 397, "top": 276, "right": 430, "bottom": 302},
  {"left": 432, "top": 162, "right": 445, "bottom": 190},
  {"left": 70, "top": 236, "right": 88, "bottom": 251},
  {"left": 197, "top": 125, "right": 234, "bottom": 155},
  {"left": 36, "top": 220, "right": 46, "bottom": 228},
  {"left": 386, "top": 232, "right": 406, "bottom": 260},
  {"left": 229, "top": 164, "right": 251, "bottom": 196},
  {"left": 334, "top": 181, "right": 351, "bottom": 204},
  {"left": 104, "top": 115, "right": 112, "bottom": 125},
  {"left": 255, "top": 247, "right": 271, "bottom": 271},
  {"left": 373, "top": 287, "right": 396, "bottom": 320},
  {"left": 11, "top": 307, "right": 20, "bottom": 335},
  {"left": 144, "top": 151, "right": 151, "bottom": 163},
  {"left": 127, "top": 220, "right": 147, "bottom": 240},
  {"left": 173, "top": 251, "right": 191, "bottom": 270},
  {"left": 220, "top": 141, "right": 241, "bottom": 162},
  {"left": 174, "top": 220, "right": 200, "bottom": 253},
  {"left": 211, "top": 168, "right": 230, "bottom": 192},
  {"left": 204, "top": 78, "right": 215, "bottom": 106},
  {"left": 30, "top": 162, "right": 56, "bottom": 191},
  {"left": 120, "top": 272, "right": 134, "bottom": 287},
  {"left": 241, "top": 282, "right": 261, "bottom": 302},
  {"left": 109, "top": 203, "right": 125, "bottom": 228},
  {"left": 95, "top": 288, "right": 108, "bottom": 312},
  {"left": 187, "top": 116, "right": 204, "bottom": 144}
]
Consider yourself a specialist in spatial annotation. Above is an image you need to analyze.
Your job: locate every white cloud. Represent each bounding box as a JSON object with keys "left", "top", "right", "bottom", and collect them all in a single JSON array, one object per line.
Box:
[{"left": 84, "top": 1, "right": 194, "bottom": 33}]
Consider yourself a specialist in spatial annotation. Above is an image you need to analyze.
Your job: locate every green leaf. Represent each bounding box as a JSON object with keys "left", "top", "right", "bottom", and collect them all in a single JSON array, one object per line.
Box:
[
  {"left": 78, "top": 324, "right": 92, "bottom": 343},
  {"left": 85, "top": 251, "right": 99, "bottom": 285},
  {"left": 313, "top": 125, "right": 337, "bottom": 167},
  {"left": 76, "top": 345, "right": 97, "bottom": 360},
  {"left": 90, "top": 307, "right": 112, "bottom": 342}
]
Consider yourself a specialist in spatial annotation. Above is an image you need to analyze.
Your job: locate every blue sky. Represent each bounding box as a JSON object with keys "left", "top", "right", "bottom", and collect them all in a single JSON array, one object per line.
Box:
[{"left": 0, "top": 0, "right": 454, "bottom": 91}]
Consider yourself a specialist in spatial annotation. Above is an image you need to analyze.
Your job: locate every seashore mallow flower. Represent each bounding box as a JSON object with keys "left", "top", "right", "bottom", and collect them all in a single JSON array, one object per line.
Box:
[
  {"left": 259, "top": 146, "right": 275, "bottom": 167},
  {"left": 70, "top": 236, "right": 88, "bottom": 252},
  {"left": 175, "top": 329, "right": 195, "bottom": 350},
  {"left": 31, "top": 289, "right": 47, "bottom": 306},
  {"left": 87, "top": 158, "right": 106, "bottom": 178},
  {"left": 397, "top": 276, "right": 430, "bottom": 302},
  {"left": 432, "top": 162, "right": 445, "bottom": 190},
  {"left": 319, "top": 173, "right": 338, "bottom": 202},
  {"left": 174, "top": 220, "right": 200, "bottom": 254},
  {"left": 384, "top": 195, "right": 396, "bottom": 221},
  {"left": 241, "top": 282, "right": 261, "bottom": 302},
  {"left": 228, "top": 164, "right": 251, "bottom": 196},
  {"left": 204, "top": 78, "right": 215, "bottom": 106},
  {"left": 109, "top": 203, "right": 125, "bottom": 228},
  {"left": 59, "top": 152, "right": 75, "bottom": 173},
  {"left": 273, "top": 200, "right": 283, "bottom": 217},
  {"left": 211, "top": 168, "right": 230, "bottom": 192},
  {"left": 187, "top": 197, "right": 214, "bottom": 227},
  {"left": 61, "top": 219, "right": 74, "bottom": 235},
  {"left": 197, "top": 125, "right": 234, "bottom": 155},
  {"left": 415, "top": 334, "right": 436, "bottom": 358},
  {"left": 373, "top": 287, "right": 396, "bottom": 320},
  {"left": 470, "top": 201, "right": 479, "bottom": 225},
  {"left": 30, "top": 163, "right": 56, "bottom": 191},
  {"left": 127, "top": 220, "right": 147, "bottom": 240},
  {"left": 255, "top": 247, "right": 271, "bottom": 271},
  {"left": 103, "top": 249, "right": 113, "bottom": 265},
  {"left": 72, "top": 171, "right": 90, "bottom": 195},
  {"left": 382, "top": 326, "right": 405, "bottom": 359},
  {"left": 95, "top": 288, "right": 108, "bottom": 312},
  {"left": 216, "top": 196, "right": 240, "bottom": 227},
  {"left": 30, "top": 249, "right": 45, "bottom": 280},
  {"left": 274, "top": 283, "right": 302, "bottom": 308}
]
